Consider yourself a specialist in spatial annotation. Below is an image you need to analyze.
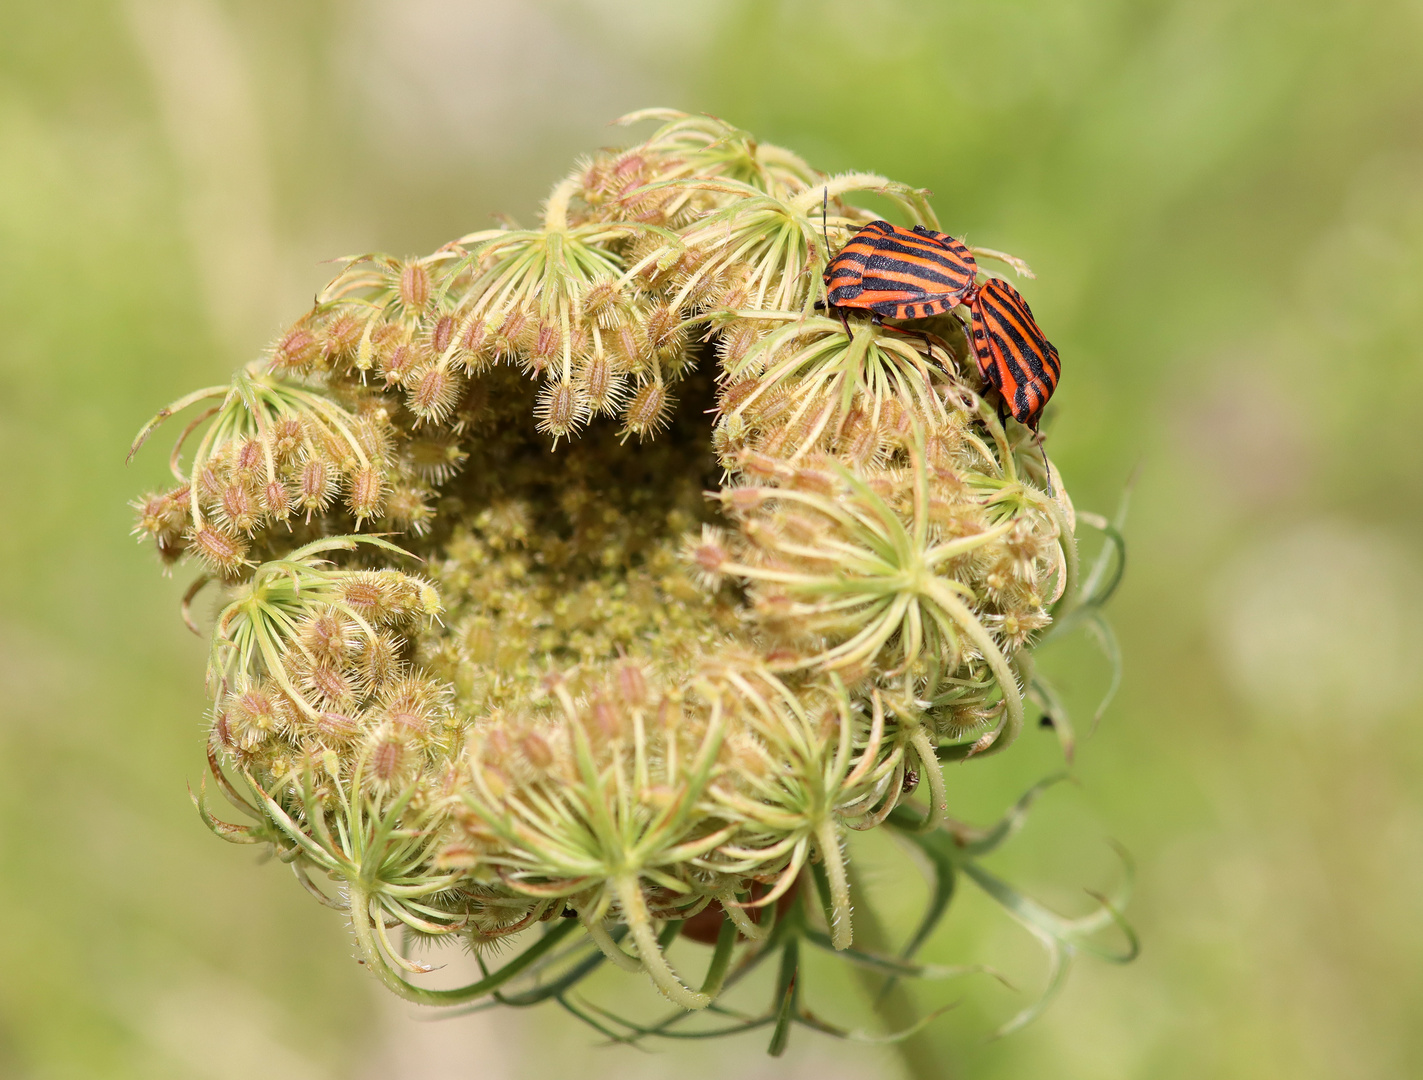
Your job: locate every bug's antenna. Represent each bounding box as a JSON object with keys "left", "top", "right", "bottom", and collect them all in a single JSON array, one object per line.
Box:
[
  {"left": 821, "top": 185, "right": 842, "bottom": 330},
  {"left": 1036, "top": 432, "right": 1056, "bottom": 497}
]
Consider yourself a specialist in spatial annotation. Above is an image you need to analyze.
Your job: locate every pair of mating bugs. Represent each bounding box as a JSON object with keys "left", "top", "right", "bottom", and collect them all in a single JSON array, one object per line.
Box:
[{"left": 821, "top": 216, "right": 1061, "bottom": 434}]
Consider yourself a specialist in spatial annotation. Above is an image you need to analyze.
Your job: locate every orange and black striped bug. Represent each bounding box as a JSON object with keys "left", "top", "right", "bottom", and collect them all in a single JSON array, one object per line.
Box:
[
  {"left": 818, "top": 195, "right": 1061, "bottom": 492},
  {"left": 823, "top": 219, "right": 979, "bottom": 322},
  {"left": 967, "top": 276, "right": 1061, "bottom": 433}
]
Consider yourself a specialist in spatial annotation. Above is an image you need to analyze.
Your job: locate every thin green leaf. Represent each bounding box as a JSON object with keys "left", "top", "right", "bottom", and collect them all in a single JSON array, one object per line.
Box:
[
  {"left": 190, "top": 780, "right": 264, "bottom": 844},
  {"left": 795, "top": 1001, "right": 957, "bottom": 1043},
  {"left": 582, "top": 998, "right": 775, "bottom": 1041},
  {"left": 1084, "top": 613, "right": 1123, "bottom": 733},
  {"left": 990, "top": 935, "right": 1070, "bottom": 1040},
  {"left": 960, "top": 859, "right": 1134, "bottom": 961},
  {"left": 766, "top": 934, "right": 800, "bottom": 1057},
  {"left": 802, "top": 930, "right": 992, "bottom": 982},
  {"left": 887, "top": 824, "right": 958, "bottom": 963},
  {"left": 363, "top": 916, "right": 582, "bottom": 1005},
  {"left": 699, "top": 918, "right": 739, "bottom": 999},
  {"left": 488, "top": 935, "right": 619, "bottom": 1008},
  {"left": 1074, "top": 514, "right": 1126, "bottom": 610},
  {"left": 555, "top": 994, "right": 645, "bottom": 1045},
  {"left": 809, "top": 857, "right": 838, "bottom": 936},
  {"left": 1029, "top": 673, "right": 1077, "bottom": 764},
  {"left": 955, "top": 774, "right": 1069, "bottom": 857}
]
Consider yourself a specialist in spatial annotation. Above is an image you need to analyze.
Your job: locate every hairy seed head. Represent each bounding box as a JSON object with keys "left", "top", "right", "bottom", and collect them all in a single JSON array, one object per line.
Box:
[
  {"left": 620, "top": 380, "right": 673, "bottom": 441},
  {"left": 380, "top": 340, "right": 422, "bottom": 388},
  {"left": 271, "top": 324, "right": 320, "bottom": 372},
  {"left": 535, "top": 379, "right": 588, "bottom": 441},
  {"left": 398, "top": 261, "right": 431, "bottom": 311},
  {"left": 356, "top": 631, "right": 403, "bottom": 690},
  {"left": 492, "top": 309, "right": 529, "bottom": 358},
  {"left": 407, "top": 361, "right": 464, "bottom": 424},
  {"left": 614, "top": 660, "right": 649, "bottom": 707},
  {"left": 297, "top": 609, "right": 356, "bottom": 664},
  {"left": 429, "top": 313, "right": 455, "bottom": 355},
  {"left": 347, "top": 466, "right": 387, "bottom": 523},
  {"left": 364, "top": 725, "right": 416, "bottom": 793},
  {"left": 576, "top": 351, "right": 626, "bottom": 415},
  {"left": 644, "top": 303, "right": 683, "bottom": 355},
  {"left": 312, "top": 709, "right": 361, "bottom": 745},
  {"left": 454, "top": 312, "right": 490, "bottom": 372},
  {"left": 323, "top": 312, "right": 363, "bottom": 363},
  {"left": 131, "top": 488, "right": 188, "bottom": 543},
  {"left": 525, "top": 320, "right": 562, "bottom": 372},
  {"left": 294, "top": 453, "right": 337, "bottom": 516},
  {"left": 189, "top": 525, "right": 248, "bottom": 575},
  {"left": 582, "top": 279, "right": 625, "bottom": 326},
  {"left": 518, "top": 731, "right": 554, "bottom": 771},
  {"left": 262, "top": 480, "right": 291, "bottom": 520},
  {"left": 269, "top": 417, "right": 304, "bottom": 463},
  {"left": 686, "top": 525, "right": 731, "bottom": 590}
]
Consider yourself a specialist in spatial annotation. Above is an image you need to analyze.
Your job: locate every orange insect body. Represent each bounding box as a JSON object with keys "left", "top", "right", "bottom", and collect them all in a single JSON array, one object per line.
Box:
[
  {"left": 823, "top": 220, "right": 1061, "bottom": 431},
  {"left": 967, "top": 277, "right": 1060, "bottom": 432},
  {"left": 824, "top": 220, "right": 978, "bottom": 320}
]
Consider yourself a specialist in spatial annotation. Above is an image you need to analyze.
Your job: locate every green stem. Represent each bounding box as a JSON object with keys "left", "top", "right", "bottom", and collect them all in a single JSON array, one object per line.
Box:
[
  {"left": 814, "top": 817, "right": 853, "bottom": 950},
  {"left": 348, "top": 887, "right": 579, "bottom": 1004},
  {"left": 543, "top": 177, "right": 578, "bottom": 232},
  {"left": 924, "top": 581, "right": 1024, "bottom": 756},
  {"left": 1042, "top": 493, "right": 1081, "bottom": 620},
  {"left": 615, "top": 874, "right": 710, "bottom": 1010},
  {"left": 907, "top": 727, "right": 948, "bottom": 833},
  {"left": 847, "top": 870, "right": 950, "bottom": 1080},
  {"left": 584, "top": 916, "right": 642, "bottom": 972}
]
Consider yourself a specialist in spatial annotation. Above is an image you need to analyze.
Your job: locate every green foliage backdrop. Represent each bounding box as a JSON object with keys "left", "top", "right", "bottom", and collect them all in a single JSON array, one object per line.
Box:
[{"left": 3, "top": 1, "right": 1421, "bottom": 1077}]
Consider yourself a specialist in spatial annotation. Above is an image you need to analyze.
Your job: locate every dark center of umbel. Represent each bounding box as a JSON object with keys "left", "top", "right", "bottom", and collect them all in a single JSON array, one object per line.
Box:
[{"left": 418, "top": 359, "right": 731, "bottom": 713}]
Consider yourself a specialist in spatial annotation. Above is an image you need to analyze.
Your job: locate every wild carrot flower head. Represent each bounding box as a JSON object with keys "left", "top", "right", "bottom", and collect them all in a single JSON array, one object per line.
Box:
[{"left": 130, "top": 109, "right": 1130, "bottom": 1050}]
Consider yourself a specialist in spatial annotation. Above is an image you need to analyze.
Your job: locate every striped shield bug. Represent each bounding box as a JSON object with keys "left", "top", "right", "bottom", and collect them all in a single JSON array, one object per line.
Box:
[
  {"left": 818, "top": 197, "right": 1061, "bottom": 491},
  {"left": 967, "top": 276, "right": 1060, "bottom": 432},
  {"left": 823, "top": 219, "right": 980, "bottom": 321}
]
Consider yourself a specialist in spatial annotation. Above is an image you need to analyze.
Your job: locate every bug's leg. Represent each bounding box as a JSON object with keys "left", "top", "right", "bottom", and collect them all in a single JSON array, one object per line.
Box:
[
  {"left": 917, "top": 331, "right": 940, "bottom": 367},
  {"left": 838, "top": 309, "right": 855, "bottom": 343},
  {"left": 876, "top": 321, "right": 946, "bottom": 369},
  {"left": 946, "top": 307, "right": 986, "bottom": 406},
  {"left": 950, "top": 308, "right": 975, "bottom": 358}
]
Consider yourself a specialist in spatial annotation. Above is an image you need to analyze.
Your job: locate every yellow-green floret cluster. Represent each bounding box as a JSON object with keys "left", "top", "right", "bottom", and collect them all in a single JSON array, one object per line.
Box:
[{"left": 131, "top": 110, "right": 1127, "bottom": 1042}]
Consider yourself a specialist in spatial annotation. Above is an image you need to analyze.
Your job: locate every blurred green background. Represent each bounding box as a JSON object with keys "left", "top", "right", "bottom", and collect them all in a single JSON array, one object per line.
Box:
[{"left": 4, "top": 1, "right": 1423, "bottom": 1077}]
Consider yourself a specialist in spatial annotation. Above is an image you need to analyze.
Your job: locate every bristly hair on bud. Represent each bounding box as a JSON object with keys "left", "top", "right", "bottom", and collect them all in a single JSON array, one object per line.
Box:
[
  {"left": 619, "top": 378, "right": 673, "bottom": 441},
  {"left": 261, "top": 479, "right": 292, "bottom": 522},
  {"left": 131, "top": 488, "right": 188, "bottom": 545},
  {"left": 534, "top": 379, "right": 590, "bottom": 443},
  {"left": 684, "top": 523, "right": 732, "bottom": 591},
  {"left": 398, "top": 260, "right": 432, "bottom": 313},
  {"left": 294, "top": 451, "right": 338, "bottom": 519},
  {"left": 379, "top": 339, "right": 423, "bottom": 388},
  {"left": 271, "top": 323, "right": 322, "bottom": 373},
  {"left": 406, "top": 361, "right": 464, "bottom": 425},
  {"left": 188, "top": 524, "right": 249, "bottom": 576},
  {"left": 575, "top": 351, "right": 628, "bottom": 416},
  {"left": 346, "top": 466, "right": 388, "bottom": 524},
  {"left": 581, "top": 278, "right": 626, "bottom": 327}
]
